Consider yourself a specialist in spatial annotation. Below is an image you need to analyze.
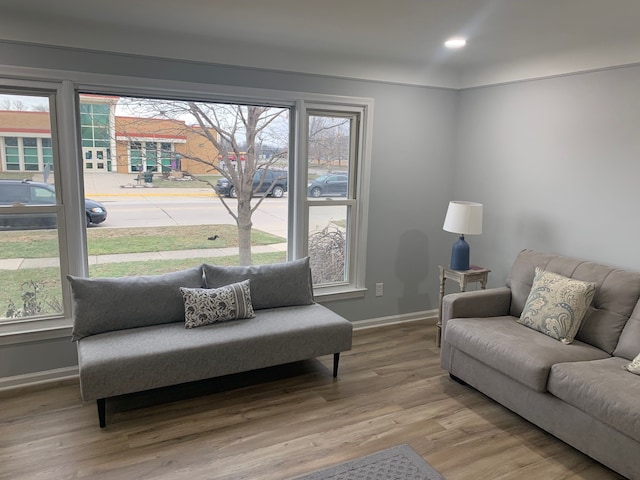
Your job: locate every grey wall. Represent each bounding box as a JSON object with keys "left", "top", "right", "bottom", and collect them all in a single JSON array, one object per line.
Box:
[
  {"left": 455, "top": 65, "right": 640, "bottom": 286},
  {"left": 0, "top": 41, "right": 458, "bottom": 378},
  {"left": 7, "top": 42, "right": 637, "bottom": 380}
]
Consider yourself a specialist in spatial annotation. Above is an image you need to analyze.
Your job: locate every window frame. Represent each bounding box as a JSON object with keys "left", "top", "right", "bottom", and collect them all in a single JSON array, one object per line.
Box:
[
  {"left": 302, "top": 107, "right": 364, "bottom": 295},
  {"left": 0, "top": 70, "right": 372, "bottom": 343},
  {"left": 295, "top": 100, "right": 371, "bottom": 300},
  {"left": 0, "top": 80, "right": 87, "bottom": 342}
]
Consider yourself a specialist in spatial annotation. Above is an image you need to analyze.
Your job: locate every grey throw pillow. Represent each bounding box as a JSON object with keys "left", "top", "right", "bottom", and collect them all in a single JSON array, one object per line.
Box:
[
  {"left": 181, "top": 280, "right": 255, "bottom": 328},
  {"left": 202, "top": 257, "right": 314, "bottom": 310},
  {"left": 69, "top": 266, "right": 204, "bottom": 340}
]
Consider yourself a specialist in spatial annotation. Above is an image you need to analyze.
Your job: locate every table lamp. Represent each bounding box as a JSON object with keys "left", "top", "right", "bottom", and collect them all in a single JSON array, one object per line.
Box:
[{"left": 443, "top": 201, "right": 483, "bottom": 271}]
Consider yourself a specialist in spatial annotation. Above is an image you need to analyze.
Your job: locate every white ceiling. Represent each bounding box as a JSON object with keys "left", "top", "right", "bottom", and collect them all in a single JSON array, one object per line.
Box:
[{"left": 2, "top": 0, "right": 640, "bottom": 88}]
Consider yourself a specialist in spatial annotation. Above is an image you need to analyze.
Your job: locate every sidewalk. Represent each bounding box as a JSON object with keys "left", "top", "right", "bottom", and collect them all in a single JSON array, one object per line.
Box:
[
  {"left": 83, "top": 172, "right": 214, "bottom": 197},
  {"left": 38, "top": 171, "right": 215, "bottom": 197},
  {"left": 0, "top": 243, "right": 287, "bottom": 271}
]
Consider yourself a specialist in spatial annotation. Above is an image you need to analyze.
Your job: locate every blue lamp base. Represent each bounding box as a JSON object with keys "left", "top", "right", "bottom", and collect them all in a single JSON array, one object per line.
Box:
[{"left": 450, "top": 235, "right": 470, "bottom": 271}]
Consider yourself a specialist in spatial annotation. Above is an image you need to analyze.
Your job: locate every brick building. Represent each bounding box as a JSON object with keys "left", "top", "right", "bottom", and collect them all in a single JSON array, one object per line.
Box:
[{"left": 0, "top": 95, "right": 219, "bottom": 175}]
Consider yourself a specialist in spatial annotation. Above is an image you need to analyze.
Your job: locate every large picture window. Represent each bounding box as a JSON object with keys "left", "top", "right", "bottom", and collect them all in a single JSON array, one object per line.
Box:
[
  {"left": 0, "top": 76, "right": 371, "bottom": 335},
  {"left": 81, "top": 93, "right": 291, "bottom": 278}
]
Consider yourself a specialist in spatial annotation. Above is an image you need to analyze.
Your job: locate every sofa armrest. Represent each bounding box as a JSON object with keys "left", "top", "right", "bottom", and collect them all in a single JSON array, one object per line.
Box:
[{"left": 442, "top": 287, "right": 512, "bottom": 325}]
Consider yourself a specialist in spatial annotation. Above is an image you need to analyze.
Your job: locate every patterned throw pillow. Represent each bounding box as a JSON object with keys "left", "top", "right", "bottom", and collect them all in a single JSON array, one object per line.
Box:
[
  {"left": 180, "top": 280, "right": 255, "bottom": 329},
  {"left": 624, "top": 353, "right": 640, "bottom": 375},
  {"left": 517, "top": 268, "right": 596, "bottom": 344}
]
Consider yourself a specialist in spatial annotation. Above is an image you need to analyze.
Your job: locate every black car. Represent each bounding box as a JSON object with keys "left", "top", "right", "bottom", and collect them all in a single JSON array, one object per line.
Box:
[
  {"left": 215, "top": 169, "right": 288, "bottom": 198},
  {"left": 307, "top": 174, "right": 348, "bottom": 197},
  {"left": 0, "top": 179, "right": 107, "bottom": 229}
]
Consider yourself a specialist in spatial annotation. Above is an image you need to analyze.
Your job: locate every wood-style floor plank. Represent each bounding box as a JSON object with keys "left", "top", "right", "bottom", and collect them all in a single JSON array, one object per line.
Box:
[{"left": 0, "top": 321, "right": 624, "bottom": 480}]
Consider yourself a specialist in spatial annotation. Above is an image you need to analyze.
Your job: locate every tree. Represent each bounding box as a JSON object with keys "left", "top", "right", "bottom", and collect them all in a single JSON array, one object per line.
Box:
[
  {"left": 186, "top": 102, "right": 288, "bottom": 265},
  {"left": 118, "top": 98, "right": 288, "bottom": 265},
  {"left": 308, "top": 115, "right": 350, "bottom": 168}
]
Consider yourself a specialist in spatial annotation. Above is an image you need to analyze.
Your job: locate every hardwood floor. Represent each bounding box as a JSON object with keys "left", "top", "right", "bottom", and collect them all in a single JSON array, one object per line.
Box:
[{"left": 0, "top": 320, "right": 624, "bottom": 480}]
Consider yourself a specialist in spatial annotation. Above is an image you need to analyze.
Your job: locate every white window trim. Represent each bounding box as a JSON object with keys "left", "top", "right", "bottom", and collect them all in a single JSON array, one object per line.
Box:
[
  {"left": 301, "top": 104, "right": 369, "bottom": 297},
  {"left": 0, "top": 79, "right": 86, "bottom": 341},
  {"left": 0, "top": 66, "right": 373, "bottom": 342}
]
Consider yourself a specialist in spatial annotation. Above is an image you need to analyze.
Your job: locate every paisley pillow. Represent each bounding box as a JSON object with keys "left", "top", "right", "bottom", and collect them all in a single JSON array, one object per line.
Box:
[
  {"left": 517, "top": 268, "right": 596, "bottom": 344},
  {"left": 180, "top": 280, "right": 254, "bottom": 328},
  {"left": 624, "top": 353, "right": 640, "bottom": 375}
]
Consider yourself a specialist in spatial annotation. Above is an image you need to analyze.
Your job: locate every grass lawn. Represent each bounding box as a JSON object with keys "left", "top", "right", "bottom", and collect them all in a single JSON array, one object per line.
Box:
[
  {"left": 0, "top": 224, "right": 284, "bottom": 258},
  {"left": 0, "top": 224, "right": 286, "bottom": 318}
]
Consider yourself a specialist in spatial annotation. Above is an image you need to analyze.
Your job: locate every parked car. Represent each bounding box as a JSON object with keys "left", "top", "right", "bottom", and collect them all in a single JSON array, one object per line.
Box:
[
  {"left": 215, "top": 169, "right": 288, "bottom": 198},
  {"left": 0, "top": 179, "right": 107, "bottom": 229},
  {"left": 307, "top": 174, "right": 348, "bottom": 197}
]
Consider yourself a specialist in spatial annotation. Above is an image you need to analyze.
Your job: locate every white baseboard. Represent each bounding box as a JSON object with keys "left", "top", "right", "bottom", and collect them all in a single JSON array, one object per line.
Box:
[
  {"left": 353, "top": 309, "right": 437, "bottom": 330},
  {"left": 0, "top": 366, "right": 78, "bottom": 392},
  {"left": 0, "top": 311, "right": 437, "bottom": 391}
]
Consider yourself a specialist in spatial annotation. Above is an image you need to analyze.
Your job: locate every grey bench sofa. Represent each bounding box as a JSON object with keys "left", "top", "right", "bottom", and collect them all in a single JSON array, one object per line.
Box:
[
  {"left": 69, "top": 258, "right": 353, "bottom": 428},
  {"left": 440, "top": 249, "right": 640, "bottom": 480}
]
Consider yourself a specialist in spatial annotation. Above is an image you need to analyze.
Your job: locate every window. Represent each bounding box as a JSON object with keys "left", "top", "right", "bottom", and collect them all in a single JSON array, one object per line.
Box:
[
  {"left": 82, "top": 94, "right": 290, "bottom": 278},
  {"left": 23, "top": 137, "right": 39, "bottom": 171},
  {"left": 130, "top": 141, "right": 143, "bottom": 171},
  {"left": 0, "top": 91, "right": 64, "bottom": 324},
  {"left": 3, "top": 137, "right": 20, "bottom": 171},
  {"left": 42, "top": 138, "right": 53, "bottom": 167},
  {"left": 305, "top": 110, "right": 363, "bottom": 291},
  {"left": 2, "top": 136, "right": 52, "bottom": 172},
  {"left": 0, "top": 77, "right": 371, "bottom": 336},
  {"left": 80, "top": 102, "right": 111, "bottom": 148}
]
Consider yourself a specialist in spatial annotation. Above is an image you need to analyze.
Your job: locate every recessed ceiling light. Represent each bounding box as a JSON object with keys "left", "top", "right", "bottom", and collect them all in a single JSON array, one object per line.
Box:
[{"left": 445, "top": 37, "right": 467, "bottom": 49}]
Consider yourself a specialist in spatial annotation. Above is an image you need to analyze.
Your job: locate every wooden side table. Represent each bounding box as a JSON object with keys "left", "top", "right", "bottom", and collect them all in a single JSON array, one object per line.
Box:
[{"left": 437, "top": 265, "right": 490, "bottom": 347}]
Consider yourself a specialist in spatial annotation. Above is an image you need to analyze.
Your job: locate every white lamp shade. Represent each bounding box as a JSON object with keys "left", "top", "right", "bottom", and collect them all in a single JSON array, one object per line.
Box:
[{"left": 443, "top": 201, "right": 483, "bottom": 235}]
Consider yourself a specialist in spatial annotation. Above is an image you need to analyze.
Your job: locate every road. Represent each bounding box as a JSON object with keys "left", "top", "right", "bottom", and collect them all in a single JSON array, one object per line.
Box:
[
  {"left": 99, "top": 197, "right": 287, "bottom": 237},
  {"left": 96, "top": 195, "right": 346, "bottom": 238}
]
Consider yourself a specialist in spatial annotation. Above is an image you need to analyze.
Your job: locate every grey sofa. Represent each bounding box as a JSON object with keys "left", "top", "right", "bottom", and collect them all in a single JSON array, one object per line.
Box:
[
  {"left": 440, "top": 249, "right": 640, "bottom": 480},
  {"left": 69, "top": 258, "right": 353, "bottom": 428}
]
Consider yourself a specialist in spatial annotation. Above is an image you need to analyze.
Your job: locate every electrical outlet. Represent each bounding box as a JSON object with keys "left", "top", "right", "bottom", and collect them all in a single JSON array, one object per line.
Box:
[{"left": 375, "top": 282, "right": 384, "bottom": 297}]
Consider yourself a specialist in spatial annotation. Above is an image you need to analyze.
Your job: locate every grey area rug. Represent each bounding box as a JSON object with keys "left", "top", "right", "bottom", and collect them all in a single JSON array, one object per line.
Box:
[{"left": 292, "top": 444, "right": 446, "bottom": 480}]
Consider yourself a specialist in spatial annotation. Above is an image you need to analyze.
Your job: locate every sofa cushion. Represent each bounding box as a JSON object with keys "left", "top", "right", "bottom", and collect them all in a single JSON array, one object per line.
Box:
[
  {"left": 76, "top": 303, "right": 353, "bottom": 400},
  {"left": 613, "top": 302, "right": 640, "bottom": 360},
  {"left": 548, "top": 357, "right": 640, "bottom": 443},
  {"left": 69, "top": 266, "right": 204, "bottom": 340},
  {"left": 445, "top": 316, "right": 610, "bottom": 392},
  {"left": 518, "top": 268, "right": 595, "bottom": 344},
  {"left": 181, "top": 280, "right": 255, "bottom": 328},
  {"left": 506, "top": 249, "right": 640, "bottom": 353},
  {"left": 203, "top": 257, "right": 314, "bottom": 310}
]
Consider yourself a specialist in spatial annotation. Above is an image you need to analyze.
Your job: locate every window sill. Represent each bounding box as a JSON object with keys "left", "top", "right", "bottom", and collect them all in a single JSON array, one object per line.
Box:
[
  {"left": 314, "top": 286, "right": 367, "bottom": 302},
  {"left": 0, "top": 318, "right": 72, "bottom": 346}
]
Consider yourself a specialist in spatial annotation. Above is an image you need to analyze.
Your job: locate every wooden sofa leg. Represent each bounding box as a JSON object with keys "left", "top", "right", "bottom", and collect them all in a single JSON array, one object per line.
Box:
[
  {"left": 333, "top": 353, "right": 340, "bottom": 377},
  {"left": 97, "top": 398, "right": 106, "bottom": 428}
]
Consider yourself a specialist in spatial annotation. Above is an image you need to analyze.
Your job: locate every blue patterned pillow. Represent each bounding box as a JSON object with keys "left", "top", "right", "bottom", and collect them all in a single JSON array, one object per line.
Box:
[
  {"left": 180, "top": 280, "right": 255, "bottom": 328},
  {"left": 518, "top": 268, "right": 596, "bottom": 344}
]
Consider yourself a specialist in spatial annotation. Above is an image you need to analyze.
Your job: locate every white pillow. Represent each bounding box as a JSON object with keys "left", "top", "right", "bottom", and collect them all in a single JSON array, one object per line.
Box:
[{"left": 180, "top": 280, "right": 255, "bottom": 328}]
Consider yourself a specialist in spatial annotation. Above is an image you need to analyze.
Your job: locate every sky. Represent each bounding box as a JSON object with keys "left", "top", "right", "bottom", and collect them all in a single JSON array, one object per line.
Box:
[{"left": 0, "top": 94, "right": 49, "bottom": 111}]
